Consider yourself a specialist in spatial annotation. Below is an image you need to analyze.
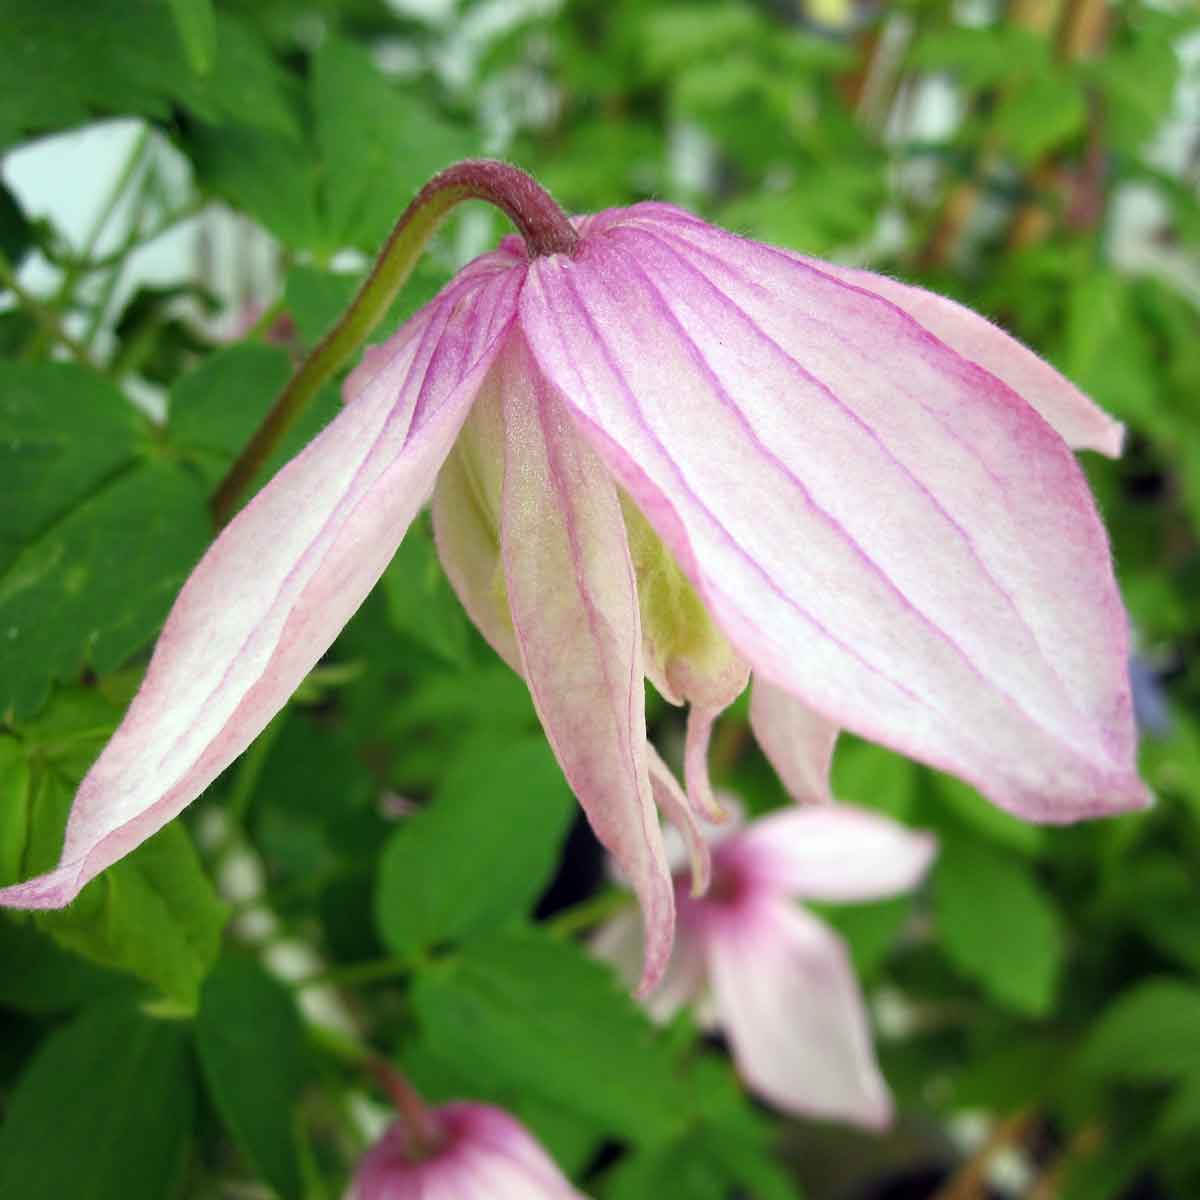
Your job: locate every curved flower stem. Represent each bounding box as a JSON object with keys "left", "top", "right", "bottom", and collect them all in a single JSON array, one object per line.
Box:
[{"left": 209, "top": 160, "right": 576, "bottom": 527}]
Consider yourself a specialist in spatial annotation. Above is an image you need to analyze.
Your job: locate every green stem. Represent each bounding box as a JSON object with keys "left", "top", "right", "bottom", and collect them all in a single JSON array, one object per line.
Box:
[
  {"left": 0, "top": 248, "right": 96, "bottom": 368},
  {"left": 209, "top": 159, "right": 577, "bottom": 528},
  {"left": 294, "top": 955, "right": 414, "bottom": 991},
  {"left": 30, "top": 128, "right": 151, "bottom": 358},
  {"left": 546, "top": 888, "right": 632, "bottom": 939},
  {"left": 79, "top": 128, "right": 152, "bottom": 266},
  {"left": 84, "top": 197, "right": 205, "bottom": 272}
]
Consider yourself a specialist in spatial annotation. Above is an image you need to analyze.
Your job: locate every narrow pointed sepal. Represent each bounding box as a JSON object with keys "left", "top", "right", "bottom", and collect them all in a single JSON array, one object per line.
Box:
[
  {"left": 749, "top": 678, "right": 839, "bottom": 805},
  {"left": 0, "top": 269, "right": 522, "bottom": 910},
  {"left": 498, "top": 335, "right": 674, "bottom": 995},
  {"left": 683, "top": 705, "right": 731, "bottom": 824},
  {"left": 647, "top": 746, "right": 712, "bottom": 897}
]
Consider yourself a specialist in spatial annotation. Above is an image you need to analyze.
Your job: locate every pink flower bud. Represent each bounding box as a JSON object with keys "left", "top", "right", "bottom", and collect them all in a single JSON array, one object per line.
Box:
[{"left": 349, "top": 1103, "right": 586, "bottom": 1200}]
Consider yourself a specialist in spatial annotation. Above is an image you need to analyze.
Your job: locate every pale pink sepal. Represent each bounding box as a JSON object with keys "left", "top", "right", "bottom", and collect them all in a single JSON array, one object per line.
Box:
[
  {"left": 749, "top": 679, "right": 839, "bottom": 805},
  {"left": 647, "top": 745, "right": 711, "bottom": 896},
  {"left": 349, "top": 1103, "right": 586, "bottom": 1200},
  {"left": 521, "top": 217, "right": 1147, "bottom": 827},
  {"left": 683, "top": 705, "right": 731, "bottom": 825},
  {"left": 0, "top": 270, "right": 522, "bottom": 910},
  {"left": 724, "top": 805, "right": 937, "bottom": 903},
  {"left": 790, "top": 258, "right": 1125, "bottom": 458},
  {"left": 704, "top": 895, "right": 893, "bottom": 1129},
  {"left": 498, "top": 334, "right": 674, "bottom": 996}
]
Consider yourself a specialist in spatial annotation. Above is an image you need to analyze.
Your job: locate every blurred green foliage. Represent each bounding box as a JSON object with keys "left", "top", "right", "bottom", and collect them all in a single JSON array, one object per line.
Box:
[{"left": 1, "top": 0, "right": 1199, "bottom": 1197}]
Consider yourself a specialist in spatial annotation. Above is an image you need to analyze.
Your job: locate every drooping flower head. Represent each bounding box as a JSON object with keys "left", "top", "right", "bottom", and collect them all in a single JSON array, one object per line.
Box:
[
  {"left": 350, "top": 1100, "right": 585, "bottom": 1200},
  {"left": 594, "top": 802, "right": 936, "bottom": 1128},
  {"left": 0, "top": 161, "right": 1148, "bottom": 996}
]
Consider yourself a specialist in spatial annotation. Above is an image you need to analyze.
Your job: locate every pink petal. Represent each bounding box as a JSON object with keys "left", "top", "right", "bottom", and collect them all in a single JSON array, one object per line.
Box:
[
  {"left": 786, "top": 258, "right": 1125, "bottom": 457},
  {"left": 704, "top": 894, "right": 893, "bottom": 1128},
  {"left": 647, "top": 744, "right": 712, "bottom": 896},
  {"left": 0, "top": 269, "right": 522, "bottom": 910},
  {"left": 722, "top": 805, "right": 936, "bottom": 902},
  {"left": 498, "top": 335, "right": 674, "bottom": 995},
  {"left": 520, "top": 216, "right": 1147, "bottom": 826},
  {"left": 749, "top": 678, "right": 839, "bottom": 805}
]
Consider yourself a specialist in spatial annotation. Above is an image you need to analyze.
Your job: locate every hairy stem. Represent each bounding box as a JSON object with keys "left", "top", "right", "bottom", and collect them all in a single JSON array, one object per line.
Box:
[{"left": 210, "top": 160, "right": 575, "bottom": 528}]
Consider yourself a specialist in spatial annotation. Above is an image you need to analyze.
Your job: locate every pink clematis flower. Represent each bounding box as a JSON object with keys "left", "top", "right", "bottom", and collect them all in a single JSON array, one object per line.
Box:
[
  {"left": 0, "top": 162, "right": 1148, "bottom": 996},
  {"left": 349, "top": 1103, "right": 586, "bottom": 1200},
  {"left": 593, "top": 804, "right": 937, "bottom": 1129}
]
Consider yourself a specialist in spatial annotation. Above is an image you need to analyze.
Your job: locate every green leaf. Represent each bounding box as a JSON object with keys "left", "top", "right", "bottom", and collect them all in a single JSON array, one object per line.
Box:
[
  {"left": 167, "top": 342, "right": 341, "bottom": 501},
  {"left": 410, "top": 926, "right": 685, "bottom": 1143},
  {"left": 908, "top": 26, "right": 1050, "bottom": 89},
  {"left": 189, "top": 122, "right": 322, "bottom": 249},
  {"left": 0, "top": 687, "right": 227, "bottom": 1008},
  {"left": 1088, "top": 18, "right": 1182, "bottom": 152},
  {"left": 1079, "top": 980, "right": 1200, "bottom": 1084},
  {"left": 247, "top": 711, "right": 378, "bottom": 891},
  {"left": 167, "top": 0, "right": 217, "bottom": 75},
  {"left": 829, "top": 735, "right": 919, "bottom": 820},
  {"left": 951, "top": 1033, "right": 1072, "bottom": 1112},
  {"left": 1118, "top": 854, "right": 1200, "bottom": 973},
  {"left": 923, "top": 771, "right": 1045, "bottom": 856},
  {"left": 0, "top": 733, "right": 32, "bottom": 886},
  {"left": 169, "top": 342, "right": 292, "bottom": 479},
  {"left": 993, "top": 70, "right": 1086, "bottom": 163},
  {"left": 814, "top": 894, "right": 914, "bottom": 980},
  {"left": 934, "top": 835, "right": 1063, "bottom": 1016},
  {"left": 0, "top": 362, "right": 141, "bottom": 568},
  {"left": 0, "top": 180, "right": 32, "bottom": 267},
  {"left": 0, "top": 461, "right": 210, "bottom": 719},
  {"left": 284, "top": 265, "right": 361, "bottom": 348},
  {"left": 1157, "top": 1073, "right": 1200, "bottom": 1145},
  {"left": 0, "top": 999, "right": 195, "bottom": 1199},
  {"left": 196, "top": 956, "right": 313, "bottom": 1200},
  {"left": 0, "top": 1, "right": 296, "bottom": 149},
  {"left": 0, "top": 918, "right": 127, "bottom": 1013},
  {"left": 38, "top": 822, "right": 228, "bottom": 1010},
  {"left": 1062, "top": 272, "right": 1158, "bottom": 425},
  {"left": 312, "top": 37, "right": 476, "bottom": 251},
  {"left": 608, "top": 1138, "right": 730, "bottom": 1200},
  {"left": 639, "top": 5, "right": 764, "bottom": 80},
  {"left": 376, "top": 735, "right": 574, "bottom": 957},
  {"left": 283, "top": 260, "right": 450, "bottom": 352},
  {"left": 2, "top": 688, "right": 123, "bottom": 885},
  {"left": 382, "top": 518, "right": 472, "bottom": 665},
  {"left": 608, "top": 1058, "right": 798, "bottom": 1200}
]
